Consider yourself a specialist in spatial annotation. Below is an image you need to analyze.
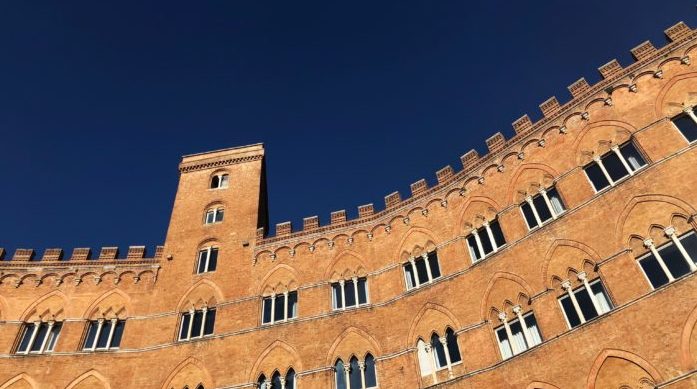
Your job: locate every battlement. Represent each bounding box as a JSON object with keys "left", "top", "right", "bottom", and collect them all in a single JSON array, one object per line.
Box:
[
  {"left": 255, "top": 21, "right": 697, "bottom": 247},
  {"left": 0, "top": 245, "right": 163, "bottom": 265}
]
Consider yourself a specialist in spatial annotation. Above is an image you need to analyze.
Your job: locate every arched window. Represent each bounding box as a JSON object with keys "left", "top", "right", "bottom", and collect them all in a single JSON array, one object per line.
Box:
[
  {"left": 445, "top": 328, "right": 461, "bottom": 364},
  {"left": 331, "top": 277, "right": 369, "bottom": 310},
  {"left": 257, "top": 374, "right": 267, "bottom": 389},
  {"left": 430, "top": 333, "right": 447, "bottom": 368},
  {"left": 271, "top": 371, "right": 282, "bottom": 388},
  {"left": 16, "top": 321, "right": 63, "bottom": 354},
  {"left": 519, "top": 185, "right": 566, "bottom": 230},
  {"left": 195, "top": 385, "right": 205, "bottom": 389},
  {"left": 417, "top": 330, "right": 461, "bottom": 380},
  {"left": 466, "top": 217, "right": 507, "bottom": 263},
  {"left": 403, "top": 251, "right": 441, "bottom": 290},
  {"left": 583, "top": 140, "right": 646, "bottom": 192},
  {"left": 285, "top": 369, "right": 296, "bottom": 389},
  {"left": 334, "top": 354, "right": 378, "bottom": 388},
  {"left": 210, "top": 173, "right": 229, "bottom": 189},
  {"left": 558, "top": 275, "right": 613, "bottom": 328},
  {"left": 82, "top": 318, "right": 126, "bottom": 351},
  {"left": 178, "top": 307, "right": 216, "bottom": 341},
  {"left": 261, "top": 291, "right": 298, "bottom": 325},
  {"left": 637, "top": 228, "right": 697, "bottom": 289},
  {"left": 495, "top": 310, "right": 542, "bottom": 360},
  {"left": 196, "top": 246, "right": 219, "bottom": 274},
  {"left": 204, "top": 207, "right": 224, "bottom": 225},
  {"left": 417, "top": 339, "right": 433, "bottom": 377}
]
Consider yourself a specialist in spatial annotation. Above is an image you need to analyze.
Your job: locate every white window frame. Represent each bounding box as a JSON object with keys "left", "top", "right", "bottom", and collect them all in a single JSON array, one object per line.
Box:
[
  {"left": 403, "top": 252, "right": 441, "bottom": 291},
  {"left": 331, "top": 277, "right": 369, "bottom": 311},
  {"left": 178, "top": 307, "right": 215, "bottom": 341},
  {"left": 671, "top": 107, "right": 697, "bottom": 144},
  {"left": 204, "top": 207, "right": 224, "bottom": 225},
  {"left": 466, "top": 218, "right": 507, "bottom": 263},
  {"left": 196, "top": 246, "right": 218, "bottom": 274},
  {"left": 520, "top": 186, "right": 566, "bottom": 230},
  {"left": 636, "top": 229, "right": 697, "bottom": 289},
  {"left": 210, "top": 173, "right": 230, "bottom": 189},
  {"left": 16, "top": 321, "right": 62, "bottom": 355},
  {"left": 583, "top": 141, "right": 647, "bottom": 193},
  {"left": 495, "top": 310, "right": 542, "bottom": 360},
  {"left": 261, "top": 291, "right": 298, "bottom": 325},
  {"left": 83, "top": 318, "right": 124, "bottom": 351},
  {"left": 558, "top": 275, "right": 613, "bottom": 329}
]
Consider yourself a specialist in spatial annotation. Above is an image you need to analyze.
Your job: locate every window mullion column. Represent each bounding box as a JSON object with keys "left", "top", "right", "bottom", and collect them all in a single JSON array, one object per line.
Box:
[
  {"left": 283, "top": 291, "right": 289, "bottom": 321},
  {"left": 205, "top": 247, "right": 211, "bottom": 272},
  {"left": 594, "top": 156, "right": 614, "bottom": 185},
  {"left": 512, "top": 306, "right": 534, "bottom": 348},
  {"left": 498, "top": 313, "right": 520, "bottom": 355},
  {"left": 270, "top": 294, "right": 276, "bottom": 324},
  {"left": 525, "top": 196, "right": 543, "bottom": 226},
  {"left": 577, "top": 272, "right": 602, "bottom": 315},
  {"left": 359, "top": 361, "right": 367, "bottom": 389},
  {"left": 562, "top": 281, "right": 586, "bottom": 324},
  {"left": 644, "top": 239, "right": 675, "bottom": 282},
  {"left": 186, "top": 310, "right": 194, "bottom": 339},
  {"left": 25, "top": 322, "right": 40, "bottom": 354},
  {"left": 423, "top": 254, "right": 433, "bottom": 282},
  {"left": 612, "top": 145, "right": 634, "bottom": 175},
  {"left": 539, "top": 189, "right": 557, "bottom": 219},
  {"left": 686, "top": 106, "right": 697, "bottom": 125},
  {"left": 472, "top": 229, "right": 486, "bottom": 257},
  {"left": 39, "top": 321, "right": 54, "bottom": 353},
  {"left": 200, "top": 307, "right": 208, "bottom": 337},
  {"left": 439, "top": 336, "right": 454, "bottom": 378},
  {"left": 344, "top": 364, "right": 352, "bottom": 389},
  {"left": 352, "top": 277, "right": 359, "bottom": 306},
  {"left": 484, "top": 222, "right": 498, "bottom": 252},
  {"left": 279, "top": 376, "right": 286, "bottom": 389},
  {"left": 339, "top": 280, "right": 347, "bottom": 310},
  {"left": 665, "top": 227, "right": 697, "bottom": 272},
  {"left": 92, "top": 319, "right": 104, "bottom": 351},
  {"left": 424, "top": 343, "right": 438, "bottom": 384},
  {"left": 105, "top": 318, "right": 117, "bottom": 349}
]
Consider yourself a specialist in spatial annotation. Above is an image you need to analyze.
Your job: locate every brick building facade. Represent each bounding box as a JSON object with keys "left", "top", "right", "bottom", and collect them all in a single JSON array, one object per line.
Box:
[{"left": 1, "top": 20, "right": 697, "bottom": 389}]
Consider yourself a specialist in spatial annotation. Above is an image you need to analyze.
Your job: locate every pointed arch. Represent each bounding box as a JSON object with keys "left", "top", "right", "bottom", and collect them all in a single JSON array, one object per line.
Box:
[
  {"left": 480, "top": 272, "right": 535, "bottom": 321},
  {"left": 526, "top": 382, "right": 561, "bottom": 389},
  {"left": 326, "top": 326, "right": 383, "bottom": 365},
  {"left": 249, "top": 340, "right": 303, "bottom": 382},
  {"left": 19, "top": 289, "right": 68, "bottom": 322},
  {"left": 393, "top": 227, "right": 441, "bottom": 263},
  {"left": 65, "top": 370, "right": 111, "bottom": 389},
  {"left": 454, "top": 195, "right": 502, "bottom": 235},
  {"left": 408, "top": 302, "right": 462, "bottom": 346},
  {"left": 680, "top": 303, "right": 697, "bottom": 370},
  {"left": 160, "top": 357, "right": 213, "bottom": 389},
  {"left": 654, "top": 71, "right": 697, "bottom": 118},
  {"left": 571, "top": 120, "right": 638, "bottom": 166},
  {"left": 506, "top": 163, "right": 561, "bottom": 204},
  {"left": 615, "top": 194, "right": 696, "bottom": 246},
  {"left": 324, "top": 250, "right": 369, "bottom": 280},
  {"left": 258, "top": 263, "right": 300, "bottom": 295},
  {"left": 542, "top": 239, "right": 602, "bottom": 288},
  {"left": 175, "top": 279, "right": 225, "bottom": 312},
  {"left": 0, "top": 374, "right": 37, "bottom": 389},
  {"left": 82, "top": 288, "right": 132, "bottom": 320},
  {"left": 586, "top": 349, "right": 662, "bottom": 389}
]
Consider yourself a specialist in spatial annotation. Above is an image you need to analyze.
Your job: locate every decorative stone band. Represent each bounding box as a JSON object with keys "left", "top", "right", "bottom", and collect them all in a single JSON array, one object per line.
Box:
[{"left": 179, "top": 154, "right": 263, "bottom": 173}]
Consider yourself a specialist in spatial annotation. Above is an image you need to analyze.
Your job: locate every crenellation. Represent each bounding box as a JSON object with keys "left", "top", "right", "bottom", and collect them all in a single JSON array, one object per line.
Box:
[
  {"left": 460, "top": 149, "right": 480, "bottom": 170},
  {"left": 568, "top": 77, "right": 590, "bottom": 98},
  {"left": 384, "top": 191, "right": 401, "bottom": 209},
  {"left": 127, "top": 246, "right": 147, "bottom": 260},
  {"left": 71, "top": 247, "right": 91, "bottom": 261},
  {"left": 485, "top": 132, "right": 506, "bottom": 153},
  {"left": 358, "top": 204, "right": 374, "bottom": 218},
  {"left": 512, "top": 114, "right": 533, "bottom": 135},
  {"left": 330, "top": 210, "right": 347, "bottom": 225},
  {"left": 539, "top": 97, "right": 561, "bottom": 117},
  {"left": 13, "top": 248, "right": 34, "bottom": 262},
  {"left": 42, "top": 248, "right": 63, "bottom": 261},
  {"left": 98, "top": 247, "right": 119, "bottom": 260},
  {"left": 0, "top": 248, "right": 4, "bottom": 260},
  {"left": 411, "top": 179, "right": 428, "bottom": 196},
  {"left": 435, "top": 166, "right": 455, "bottom": 185},
  {"left": 598, "top": 59, "right": 622, "bottom": 79},
  {"left": 256, "top": 227, "right": 265, "bottom": 241},
  {"left": 276, "top": 222, "right": 292, "bottom": 236},
  {"left": 665, "top": 21, "right": 692, "bottom": 42},
  {"left": 303, "top": 216, "right": 320, "bottom": 231},
  {"left": 154, "top": 245, "right": 164, "bottom": 259},
  {"left": 631, "top": 41, "right": 657, "bottom": 61}
]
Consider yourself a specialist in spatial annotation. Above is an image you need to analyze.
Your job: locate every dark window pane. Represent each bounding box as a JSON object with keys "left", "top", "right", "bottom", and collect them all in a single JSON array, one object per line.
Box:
[
  {"left": 479, "top": 226, "right": 494, "bottom": 255},
  {"left": 215, "top": 209, "right": 224, "bottom": 222},
  {"left": 415, "top": 257, "right": 429, "bottom": 284},
  {"left": 285, "top": 369, "right": 295, "bottom": 389},
  {"left": 17, "top": 324, "right": 34, "bottom": 352},
  {"left": 288, "top": 291, "right": 298, "bottom": 319},
  {"left": 639, "top": 254, "right": 670, "bottom": 288},
  {"left": 349, "top": 357, "right": 362, "bottom": 388},
  {"left": 111, "top": 320, "right": 125, "bottom": 347},
  {"left": 191, "top": 311, "right": 203, "bottom": 337},
  {"left": 83, "top": 322, "right": 98, "bottom": 349},
  {"left": 335, "top": 360, "right": 346, "bottom": 389},
  {"left": 404, "top": 263, "right": 416, "bottom": 289},
  {"left": 490, "top": 219, "right": 506, "bottom": 247},
  {"left": 467, "top": 235, "right": 481, "bottom": 261},
  {"left": 204, "top": 309, "right": 215, "bottom": 335},
  {"left": 197, "top": 250, "right": 207, "bottom": 273},
  {"left": 521, "top": 202, "right": 538, "bottom": 229},
  {"left": 208, "top": 248, "right": 218, "bottom": 272},
  {"left": 262, "top": 297, "right": 272, "bottom": 324},
  {"left": 46, "top": 323, "right": 61, "bottom": 351},
  {"left": 96, "top": 321, "right": 112, "bottom": 348},
  {"left": 365, "top": 354, "right": 377, "bottom": 387},
  {"left": 257, "top": 375, "right": 266, "bottom": 389},
  {"left": 574, "top": 287, "right": 598, "bottom": 321},
  {"left": 680, "top": 231, "right": 697, "bottom": 265},
  {"left": 602, "top": 151, "right": 629, "bottom": 182},
  {"left": 271, "top": 372, "right": 282, "bottom": 389},
  {"left": 428, "top": 252, "right": 441, "bottom": 279},
  {"left": 620, "top": 141, "right": 646, "bottom": 171},
  {"left": 357, "top": 278, "right": 368, "bottom": 304},
  {"left": 332, "top": 283, "right": 343, "bottom": 309},
  {"left": 431, "top": 333, "right": 447, "bottom": 368},
  {"left": 30, "top": 323, "right": 48, "bottom": 351},
  {"left": 210, "top": 176, "right": 219, "bottom": 189},
  {"left": 446, "top": 328, "right": 461, "bottom": 363},
  {"left": 273, "top": 294, "right": 285, "bottom": 321},
  {"left": 585, "top": 163, "right": 610, "bottom": 192},
  {"left": 179, "top": 313, "right": 190, "bottom": 339},
  {"left": 533, "top": 194, "right": 553, "bottom": 223},
  {"left": 560, "top": 295, "right": 581, "bottom": 328},
  {"left": 345, "top": 280, "right": 356, "bottom": 308},
  {"left": 658, "top": 241, "right": 691, "bottom": 279},
  {"left": 674, "top": 114, "right": 697, "bottom": 142}
]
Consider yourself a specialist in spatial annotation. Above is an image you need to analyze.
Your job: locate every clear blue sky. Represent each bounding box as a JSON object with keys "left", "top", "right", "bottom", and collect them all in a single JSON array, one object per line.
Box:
[{"left": 0, "top": 1, "right": 694, "bottom": 255}]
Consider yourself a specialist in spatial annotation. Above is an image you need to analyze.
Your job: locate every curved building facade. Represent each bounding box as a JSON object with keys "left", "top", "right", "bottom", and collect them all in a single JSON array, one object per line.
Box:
[{"left": 2, "top": 20, "right": 697, "bottom": 389}]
